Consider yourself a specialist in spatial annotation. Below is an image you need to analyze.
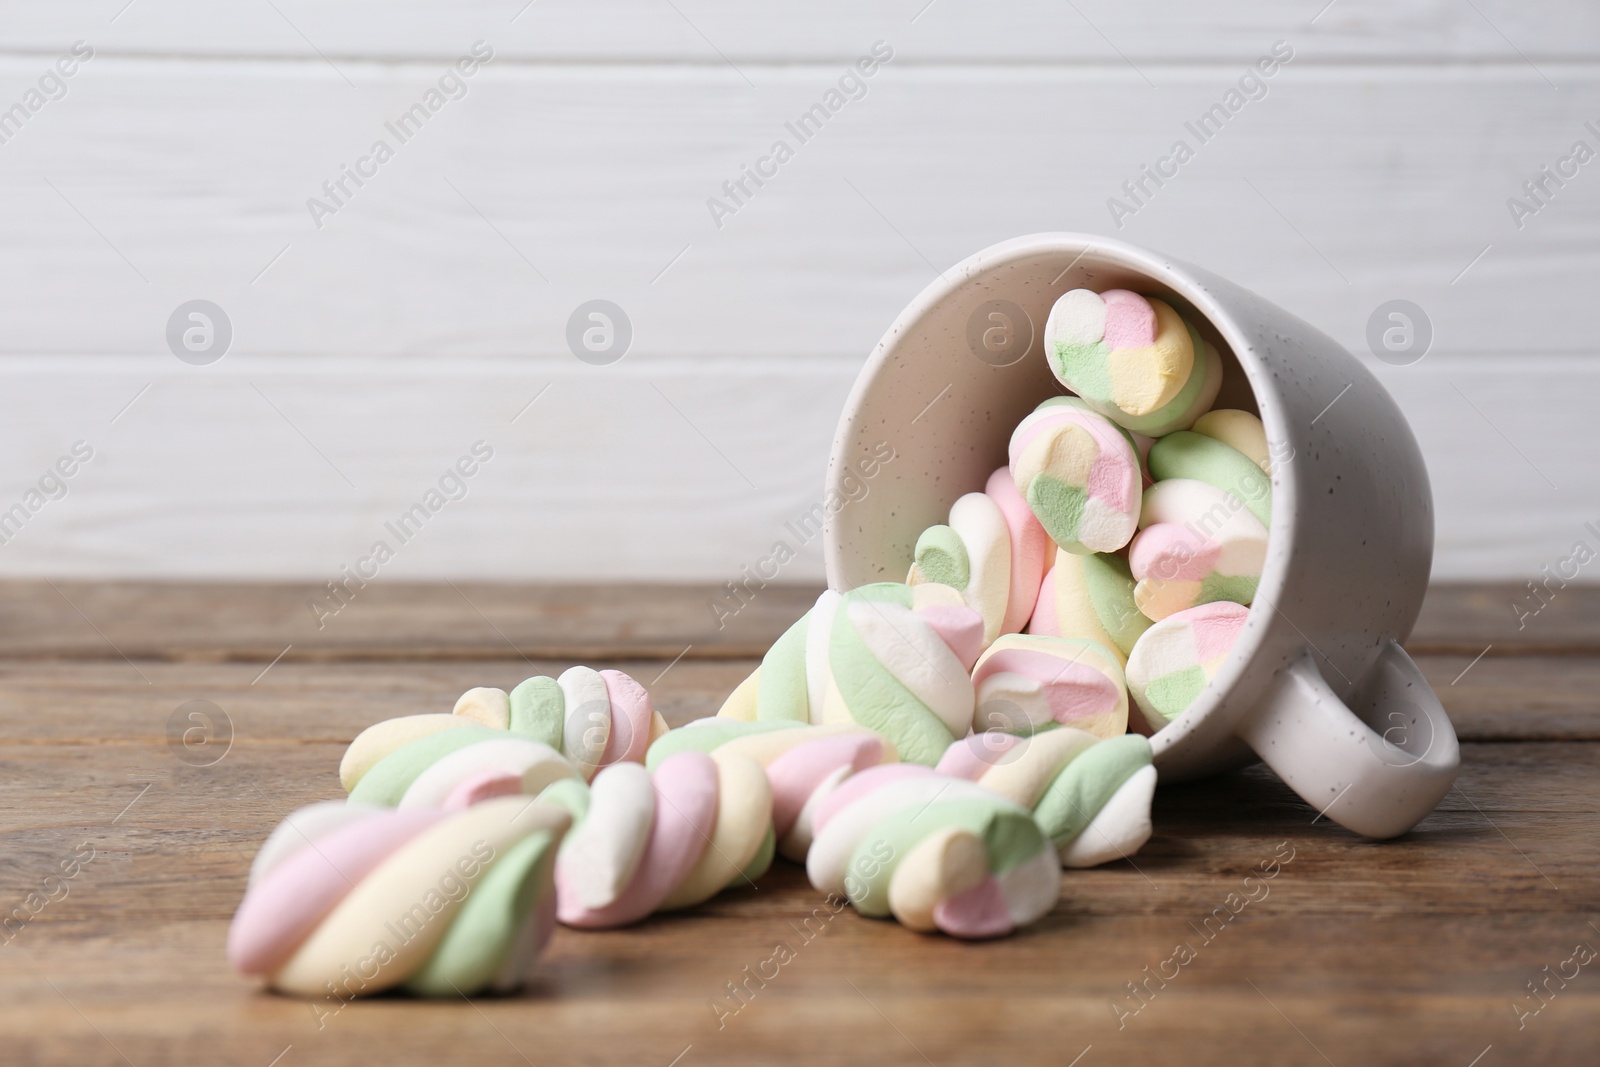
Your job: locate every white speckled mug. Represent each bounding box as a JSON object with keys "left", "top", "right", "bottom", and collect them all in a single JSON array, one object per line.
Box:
[{"left": 823, "top": 233, "right": 1459, "bottom": 839}]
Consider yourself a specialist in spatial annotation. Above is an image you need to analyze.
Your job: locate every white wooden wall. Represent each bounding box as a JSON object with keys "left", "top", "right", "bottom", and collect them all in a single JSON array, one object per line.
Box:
[{"left": 0, "top": 2, "right": 1594, "bottom": 584}]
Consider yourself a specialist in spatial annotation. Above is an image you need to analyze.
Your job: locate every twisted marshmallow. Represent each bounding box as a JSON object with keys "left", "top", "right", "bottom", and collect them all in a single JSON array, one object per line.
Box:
[
  {"left": 538, "top": 748, "right": 775, "bottom": 928},
  {"left": 1028, "top": 548, "right": 1152, "bottom": 661},
  {"left": 1128, "top": 479, "right": 1267, "bottom": 621},
  {"left": 717, "top": 582, "right": 983, "bottom": 766},
  {"left": 907, "top": 466, "right": 1054, "bottom": 646},
  {"left": 806, "top": 765, "right": 1060, "bottom": 939},
  {"left": 1009, "top": 397, "right": 1144, "bottom": 555},
  {"left": 938, "top": 730, "right": 1156, "bottom": 867},
  {"left": 1192, "top": 408, "right": 1272, "bottom": 476},
  {"left": 1125, "top": 600, "right": 1250, "bottom": 729},
  {"left": 1147, "top": 427, "right": 1272, "bottom": 529},
  {"left": 229, "top": 797, "right": 569, "bottom": 997},
  {"left": 1130, "top": 413, "right": 1271, "bottom": 620},
  {"left": 1044, "top": 289, "right": 1223, "bottom": 437},
  {"left": 341, "top": 667, "right": 669, "bottom": 807},
  {"left": 645, "top": 717, "right": 897, "bottom": 861},
  {"left": 971, "top": 633, "right": 1129, "bottom": 740}
]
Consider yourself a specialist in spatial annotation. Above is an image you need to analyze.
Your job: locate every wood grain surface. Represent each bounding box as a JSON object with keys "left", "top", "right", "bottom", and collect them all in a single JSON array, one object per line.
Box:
[
  {"left": 1, "top": 581, "right": 1596, "bottom": 1066},
  {"left": 1, "top": 580, "right": 1594, "bottom": 660}
]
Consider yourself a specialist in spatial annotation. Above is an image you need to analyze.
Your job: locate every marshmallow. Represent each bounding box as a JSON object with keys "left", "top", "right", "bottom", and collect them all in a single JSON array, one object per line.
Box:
[
  {"left": 506, "top": 667, "right": 671, "bottom": 779},
  {"left": 713, "top": 613, "right": 815, "bottom": 725},
  {"left": 1045, "top": 289, "right": 1223, "bottom": 436},
  {"left": 908, "top": 467, "right": 1054, "bottom": 646},
  {"left": 340, "top": 667, "right": 669, "bottom": 805},
  {"left": 1027, "top": 548, "right": 1152, "bottom": 661},
  {"left": 938, "top": 730, "right": 1156, "bottom": 867},
  {"left": 1147, "top": 430, "right": 1272, "bottom": 529},
  {"left": 549, "top": 750, "right": 775, "bottom": 928},
  {"left": 821, "top": 584, "right": 983, "bottom": 765},
  {"left": 1009, "top": 397, "right": 1143, "bottom": 555},
  {"left": 1127, "top": 478, "right": 1268, "bottom": 621},
  {"left": 806, "top": 765, "right": 1060, "bottom": 939},
  {"left": 644, "top": 717, "right": 897, "bottom": 862},
  {"left": 1192, "top": 409, "right": 1272, "bottom": 475},
  {"left": 717, "top": 583, "right": 982, "bottom": 767},
  {"left": 764, "top": 732, "right": 893, "bottom": 863},
  {"left": 228, "top": 797, "right": 570, "bottom": 997},
  {"left": 1125, "top": 601, "right": 1251, "bottom": 729},
  {"left": 970, "top": 634, "right": 1129, "bottom": 740}
]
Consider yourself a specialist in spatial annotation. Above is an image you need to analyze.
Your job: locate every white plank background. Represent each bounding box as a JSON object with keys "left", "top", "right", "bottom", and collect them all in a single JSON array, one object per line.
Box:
[{"left": 0, "top": 2, "right": 1593, "bottom": 584}]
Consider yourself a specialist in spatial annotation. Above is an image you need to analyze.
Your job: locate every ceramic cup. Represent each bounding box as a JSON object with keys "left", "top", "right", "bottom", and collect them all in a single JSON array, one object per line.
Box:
[{"left": 823, "top": 232, "right": 1459, "bottom": 839}]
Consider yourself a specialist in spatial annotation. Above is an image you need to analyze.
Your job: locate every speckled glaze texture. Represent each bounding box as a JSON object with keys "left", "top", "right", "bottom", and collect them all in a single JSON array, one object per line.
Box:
[{"left": 824, "top": 233, "right": 1459, "bottom": 840}]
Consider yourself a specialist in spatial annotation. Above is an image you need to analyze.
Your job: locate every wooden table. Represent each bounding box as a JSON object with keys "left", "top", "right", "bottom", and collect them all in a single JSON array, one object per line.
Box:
[{"left": 1, "top": 581, "right": 1595, "bottom": 1066}]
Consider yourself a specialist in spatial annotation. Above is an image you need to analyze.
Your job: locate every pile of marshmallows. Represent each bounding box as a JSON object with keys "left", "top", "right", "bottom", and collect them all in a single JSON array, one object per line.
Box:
[
  {"left": 228, "top": 287, "right": 1273, "bottom": 1001},
  {"left": 926, "top": 286, "right": 1275, "bottom": 734}
]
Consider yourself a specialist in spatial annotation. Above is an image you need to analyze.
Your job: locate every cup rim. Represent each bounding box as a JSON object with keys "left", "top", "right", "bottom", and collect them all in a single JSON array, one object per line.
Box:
[{"left": 825, "top": 231, "right": 1295, "bottom": 753}]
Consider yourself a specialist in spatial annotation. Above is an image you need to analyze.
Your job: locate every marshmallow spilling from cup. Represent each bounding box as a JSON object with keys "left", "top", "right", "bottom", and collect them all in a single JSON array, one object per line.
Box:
[
  {"left": 223, "top": 235, "right": 1472, "bottom": 990},
  {"left": 823, "top": 233, "right": 1460, "bottom": 840}
]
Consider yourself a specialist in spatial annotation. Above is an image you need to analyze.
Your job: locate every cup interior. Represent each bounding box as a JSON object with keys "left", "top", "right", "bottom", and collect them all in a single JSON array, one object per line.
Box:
[{"left": 825, "top": 235, "right": 1264, "bottom": 593}]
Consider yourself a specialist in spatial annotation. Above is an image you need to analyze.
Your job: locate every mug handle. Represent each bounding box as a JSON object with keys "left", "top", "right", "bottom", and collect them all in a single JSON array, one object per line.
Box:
[{"left": 1234, "top": 640, "right": 1460, "bottom": 839}]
